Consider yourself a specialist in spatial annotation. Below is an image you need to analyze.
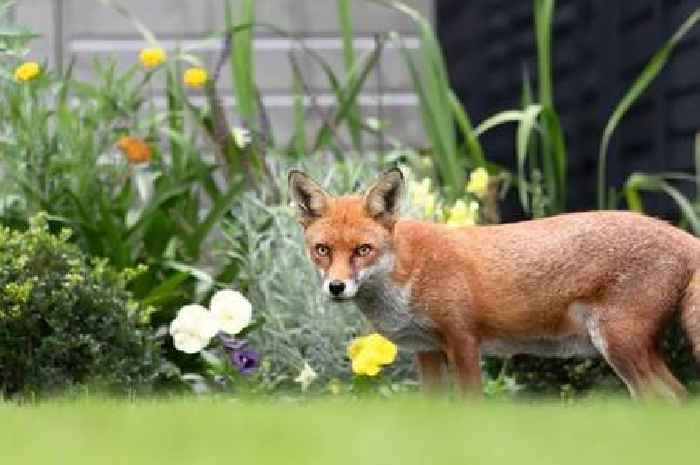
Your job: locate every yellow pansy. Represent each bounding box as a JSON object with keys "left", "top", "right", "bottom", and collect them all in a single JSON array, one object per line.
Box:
[
  {"left": 139, "top": 47, "right": 166, "bottom": 69},
  {"left": 14, "top": 62, "right": 40, "bottom": 82},
  {"left": 183, "top": 67, "right": 208, "bottom": 88},
  {"left": 466, "top": 167, "right": 489, "bottom": 198},
  {"left": 445, "top": 199, "right": 479, "bottom": 228},
  {"left": 347, "top": 333, "right": 398, "bottom": 377},
  {"left": 352, "top": 353, "right": 382, "bottom": 377}
]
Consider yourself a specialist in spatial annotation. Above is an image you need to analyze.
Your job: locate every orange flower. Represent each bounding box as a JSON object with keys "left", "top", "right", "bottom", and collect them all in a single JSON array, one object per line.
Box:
[{"left": 117, "top": 136, "right": 152, "bottom": 163}]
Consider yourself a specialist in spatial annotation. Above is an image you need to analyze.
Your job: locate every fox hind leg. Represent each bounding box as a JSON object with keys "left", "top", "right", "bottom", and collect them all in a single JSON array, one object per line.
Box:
[
  {"left": 681, "top": 272, "right": 700, "bottom": 370},
  {"left": 587, "top": 308, "right": 686, "bottom": 401}
]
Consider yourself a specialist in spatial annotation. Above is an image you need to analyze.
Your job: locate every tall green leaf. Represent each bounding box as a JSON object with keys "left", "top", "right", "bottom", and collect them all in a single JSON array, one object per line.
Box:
[
  {"left": 598, "top": 7, "right": 700, "bottom": 209},
  {"left": 534, "top": 0, "right": 566, "bottom": 214},
  {"left": 337, "top": 0, "right": 363, "bottom": 152},
  {"left": 226, "top": 0, "right": 257, "bottom": 125},
  {"left": 624, "top": 173, "right": 700, "bottom": 235}
]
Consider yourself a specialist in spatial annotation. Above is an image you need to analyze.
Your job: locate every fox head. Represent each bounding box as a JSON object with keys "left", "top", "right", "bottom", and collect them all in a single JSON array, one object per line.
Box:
[{"left": 288, "top": 168, "right": 404, "bottom": 300}]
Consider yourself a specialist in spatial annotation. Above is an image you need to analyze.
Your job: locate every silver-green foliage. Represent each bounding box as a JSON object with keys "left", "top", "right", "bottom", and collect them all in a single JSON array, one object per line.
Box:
[{"left": 222, "top": 160, "right": 415, "bottom": 388}]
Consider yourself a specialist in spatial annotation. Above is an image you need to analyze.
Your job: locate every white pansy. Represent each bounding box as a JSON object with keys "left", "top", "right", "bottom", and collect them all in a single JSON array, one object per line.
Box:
[
  {"left": 169, "top": 304, "right": 218, "bottom": 354},
  {"left": 294, "top": 361, "right": 318, "bottom": 391},
  {"left": 210, "top": 289, "right": 253, "bottom": 335}
]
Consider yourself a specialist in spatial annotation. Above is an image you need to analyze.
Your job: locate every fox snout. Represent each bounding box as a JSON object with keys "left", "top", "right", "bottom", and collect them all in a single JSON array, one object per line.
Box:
[{"left": 323, "top": 277, "right": 359, "bottom": 300}]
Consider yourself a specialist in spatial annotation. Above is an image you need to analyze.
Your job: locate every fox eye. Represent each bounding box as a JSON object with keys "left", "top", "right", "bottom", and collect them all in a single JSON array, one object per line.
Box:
[
  {"left": 356, "top": 244, "right": 373, "bottom": 257},
  {"left": 315, "top": 244, "right": 330, "bottom": 257}
]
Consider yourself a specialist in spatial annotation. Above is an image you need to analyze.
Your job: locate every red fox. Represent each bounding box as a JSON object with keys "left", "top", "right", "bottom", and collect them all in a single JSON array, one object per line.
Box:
[{"left": 289, "top": 168, "right": 700, "bottom": 400}]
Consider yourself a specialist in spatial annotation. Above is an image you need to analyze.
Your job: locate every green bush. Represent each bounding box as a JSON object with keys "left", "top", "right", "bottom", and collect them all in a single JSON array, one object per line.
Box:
[{"left": 0, "top": 215, "right": 162, "bottom": 398}]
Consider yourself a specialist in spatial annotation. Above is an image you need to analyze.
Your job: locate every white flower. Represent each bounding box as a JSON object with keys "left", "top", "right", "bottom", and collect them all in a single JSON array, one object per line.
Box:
[
  {"left": 210, "top": 289, "right": 252, "bottom": 335},
  {"left": 232, "top": 127, "right": 252, "bottom": 149},
  {"left": 169, "top": 304, "right": 218, "bottom": 354},
  {"left": 294, "top": 361, "right": 318, "bottom": 391}
]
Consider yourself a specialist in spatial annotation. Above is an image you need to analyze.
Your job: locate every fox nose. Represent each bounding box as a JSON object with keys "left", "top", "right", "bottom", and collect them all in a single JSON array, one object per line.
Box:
[{"left": 328, "top": 280, "right": 346, "bottom": 297}]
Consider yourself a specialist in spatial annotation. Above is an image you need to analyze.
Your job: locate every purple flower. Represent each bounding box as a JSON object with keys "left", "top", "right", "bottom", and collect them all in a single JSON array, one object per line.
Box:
[
  {"left": 219, "top": 334, "right": 260, "bottom": 375},
  {"left": 230, "top": 348, "right": 260, "bottom": 375}
]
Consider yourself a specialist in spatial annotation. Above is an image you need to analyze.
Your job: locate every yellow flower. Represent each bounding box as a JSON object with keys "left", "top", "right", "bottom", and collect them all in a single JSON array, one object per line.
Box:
[
  {"left": 409, "top": 178, "right": 437, "bottom": 218},
  {"left": 445, "top": 199, "right": 479, "bottom": 228},
  {"left": 347, "top": 333, "right": 398, "bottom": 377},
  {"left": 183, "top": 67, "right": 208, "bottom": 88},
  {"left": 14, "top": 62, "right": 40, "bottom": 82},
  {"left": 117, "top": 136, "right": 152, "bottom": 163},
  {"left": 466, "top": 167, "right": 489, "bottom": 198},
  {"left": 139, "top": 47, "right": 166, "bottom": 69}
]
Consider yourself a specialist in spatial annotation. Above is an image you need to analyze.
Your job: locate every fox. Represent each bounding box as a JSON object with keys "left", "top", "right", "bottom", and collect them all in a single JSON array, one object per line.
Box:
[{"left": 288, "top": 168, "right": 700, "bottom": 401}]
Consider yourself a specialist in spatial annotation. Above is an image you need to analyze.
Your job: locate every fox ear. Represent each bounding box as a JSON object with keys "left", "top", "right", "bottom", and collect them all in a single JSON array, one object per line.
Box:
[
  {"left": 288, "top": 170, "right": 329, "bottom": 227},
  {"left": 364, "top": 168, "right": 404, "bottom": 223}
]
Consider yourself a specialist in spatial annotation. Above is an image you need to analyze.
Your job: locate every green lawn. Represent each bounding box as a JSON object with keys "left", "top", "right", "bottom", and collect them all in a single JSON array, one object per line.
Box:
[{"left": 1, "top": 396, "right": 698, "bottom": 465}]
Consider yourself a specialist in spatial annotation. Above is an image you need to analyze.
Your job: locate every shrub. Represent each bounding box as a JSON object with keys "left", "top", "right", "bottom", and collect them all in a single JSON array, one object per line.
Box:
[{"left": 0, "top": 215, "right": 162, "bottom": 398}]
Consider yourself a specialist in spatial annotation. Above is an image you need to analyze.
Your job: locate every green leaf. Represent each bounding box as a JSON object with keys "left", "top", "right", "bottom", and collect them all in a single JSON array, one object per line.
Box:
[
  {"left": 226, "top": 0, "right": 257, "bottom": 125},
  {"left": 187, "top": 177, "right": 245, "bottom": 258},
  {"left": 516, "top": 104, "right": 543, "bottom": 213},
  {"left": 337, "top": 0, "right": 364, "bottom": 152},
  {"left": 312, "top": 38, "right": 385, "bottom": 152},
  {"left": 141, "top": 272, "right": 190, "bottom": 306},
  {"left": 598, "top": 7, "right": 700, "bottom": 209},
  {"left": 449, "top": 91, "right": 486, "bottom": 168},
  {"left": 624, "top": 173, "right": 700, "bottom": 235},
  {"left": 475, "top": 111, "right": 525, "bottom": 137}
]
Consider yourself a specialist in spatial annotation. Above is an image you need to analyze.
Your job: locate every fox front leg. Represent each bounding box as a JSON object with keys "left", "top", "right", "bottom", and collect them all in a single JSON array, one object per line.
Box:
[
  {"left": 446, "top": 334, "right": 482, "bottom": 398},
  {"left": 416, "top": 351, "right": 448, "bottom": 394}
]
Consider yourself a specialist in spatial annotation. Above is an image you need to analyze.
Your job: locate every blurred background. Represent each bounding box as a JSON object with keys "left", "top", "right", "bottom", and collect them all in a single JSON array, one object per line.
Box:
[{"left": 12, "top": 1, "right": 700, "bottom": 220}]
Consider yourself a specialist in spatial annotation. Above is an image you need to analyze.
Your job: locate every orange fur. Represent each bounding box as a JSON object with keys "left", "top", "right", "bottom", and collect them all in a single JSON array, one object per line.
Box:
[{"left": 289, "top": 169, "right": 700, "bottom": 400}]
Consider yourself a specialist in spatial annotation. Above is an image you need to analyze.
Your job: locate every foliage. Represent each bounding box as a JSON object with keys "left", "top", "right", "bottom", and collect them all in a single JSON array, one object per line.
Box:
[
  {"left": 220, "top": 159, "right": 417, "bottom": 393},
  {"left": 1, "top": 0, "right": 699, "bottom": 399},
  {"left": 0, "top": 215, "right": 162, "bottom": 398}
]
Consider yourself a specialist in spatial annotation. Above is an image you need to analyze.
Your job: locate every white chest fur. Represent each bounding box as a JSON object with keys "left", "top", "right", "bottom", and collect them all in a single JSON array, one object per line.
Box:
[{"left": 355, "top": 277, "right": 441, "bottom": 352}]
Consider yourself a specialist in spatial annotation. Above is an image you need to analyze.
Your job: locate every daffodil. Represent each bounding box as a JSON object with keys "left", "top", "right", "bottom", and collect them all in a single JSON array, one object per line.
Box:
[
  {"left": 466, "top": 167, "right": 489, "bottom": 198},
  {"left": 183, "top": 67, "right": 208, "bottom": 88},
  {"left": 294, "top": 361, "right": 318, "bottom": 391},
  {"left": 14, "top": 62, "right": 40, "bottom": 82},
  {"left": 169, "top": 304, "right": 218, "bottom": 354},
  {"left": 347, "top": 333, "right": 398, "bottom": 377},
  {"left": 139, "top": 47, "right": 166, "bottom": 69},
  {"left": 445, "top": 199, "right": 479, "bottom": 228},
  {"left": 209, "top": 289, "right": 253, "bottom": 335}
]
